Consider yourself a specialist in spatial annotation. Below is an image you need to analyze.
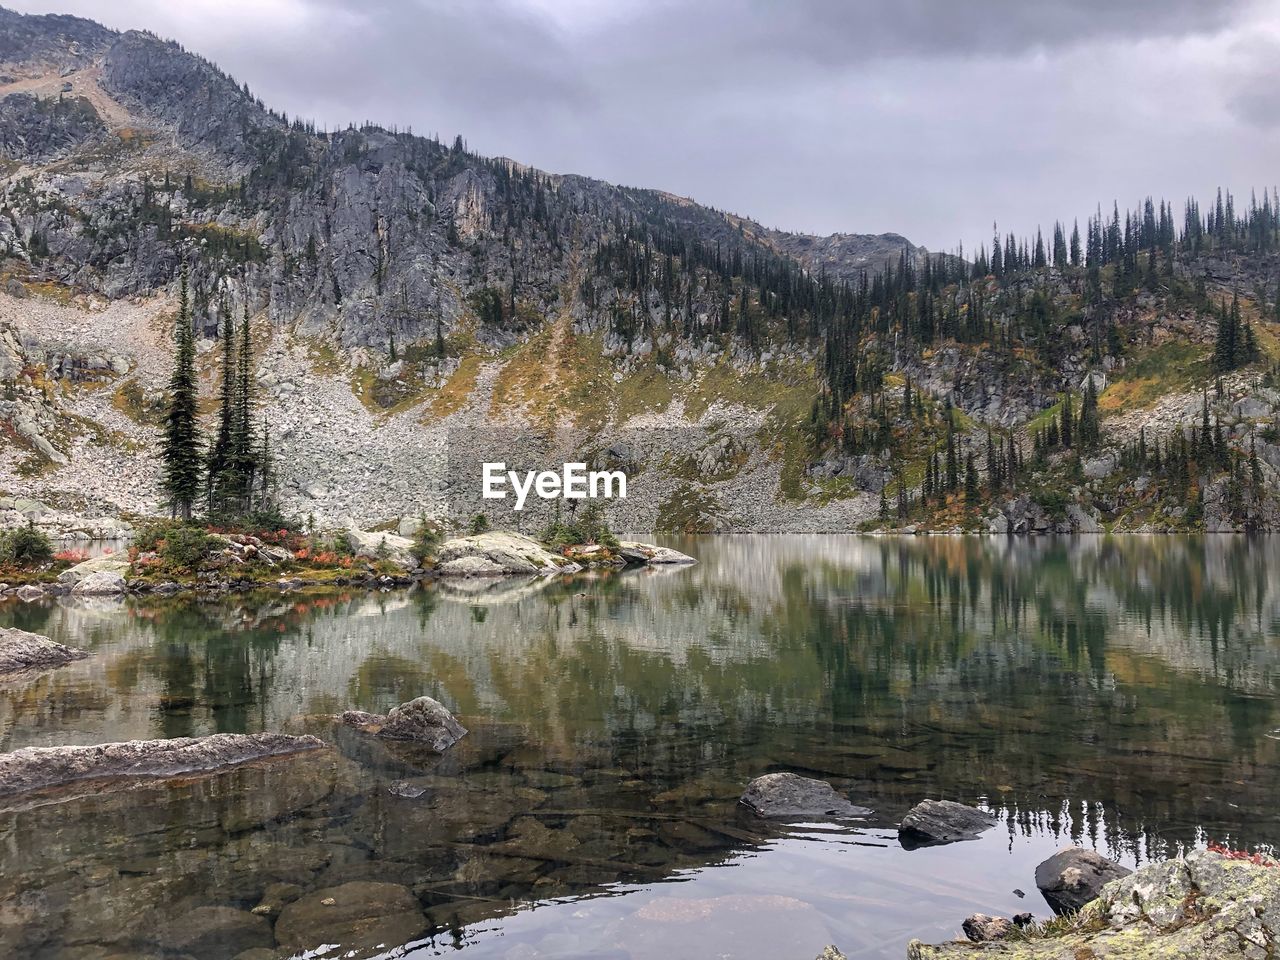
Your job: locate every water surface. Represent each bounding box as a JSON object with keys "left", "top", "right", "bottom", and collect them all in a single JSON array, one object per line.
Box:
[{"left": 2, "top": 535, "right": 1278, "bottom": 959}]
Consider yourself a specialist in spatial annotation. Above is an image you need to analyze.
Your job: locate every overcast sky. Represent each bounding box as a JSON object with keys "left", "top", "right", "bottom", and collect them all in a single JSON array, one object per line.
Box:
[{"left": 9, "top": 0, "right": 1280, "bottom": 251}]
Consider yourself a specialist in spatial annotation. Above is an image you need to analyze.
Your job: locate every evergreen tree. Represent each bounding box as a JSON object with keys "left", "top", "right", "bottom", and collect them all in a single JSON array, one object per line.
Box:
[
  {"left": 1078, "top": 376, "right": 1099, "bottom": 451},
  {"left": 964, "top": 452, "right": 979, "bottom": 501},
  {"left": 945, "top": 418, "right": 959, "bottom": 492},
  {"left": 207, "top": 303, "right": 237, "bottom": 510},
  {"left": 161, "top": 267, "right": 202, "bottom": 520},
  {"left": 1060, "top": 393, "right": 1074, "bottom": 448}
]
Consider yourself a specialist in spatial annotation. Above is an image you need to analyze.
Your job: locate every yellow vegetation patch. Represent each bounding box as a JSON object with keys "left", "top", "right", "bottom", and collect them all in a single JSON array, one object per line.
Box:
[{"left": 427, "top": 354, "right": 484, "bottom": 419}]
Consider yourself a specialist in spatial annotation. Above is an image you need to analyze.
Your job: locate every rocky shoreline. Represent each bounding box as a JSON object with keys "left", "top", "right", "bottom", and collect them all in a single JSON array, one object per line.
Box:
[{"left": 0, "top": 519, "right": 696, "bottom": 604}]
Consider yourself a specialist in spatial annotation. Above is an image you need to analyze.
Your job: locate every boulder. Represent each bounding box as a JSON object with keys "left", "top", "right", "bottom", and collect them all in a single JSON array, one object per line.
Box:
[
  {"left": 617, "top": 540, "right": 698, "bottom": 565},
  {"left": 344, "top": 526, "right": 416, "bottom": 566},
  {"left": 57, "top": 554, "right": 131, "bottom": 585},
  {"left": 153, "top": 905, "right": 272, "bottom": 960},
  {"left": 1035, "top": 846, "right": 1132, "bottom": 914},
  {"left": 274, "top": 880, "right": 427, "bottom": 952},
  {"left": 340, "top": 696, "right": 467, "bottom": 752},
  {"left": 740, "top": 772, "right": 871, "bottom": 819},
  {"left": 909, "top": 849, "right": 1272, "bottom": 958},
  {"left": 898, "top": 799, "right": 997, "bottom": 847},
  {"left": 962, "top": 914, "right": 1015, "bottom": 942},
  {"left": 0, "top": 627, "right": 89, "bottom": 677},
  {"left": 71, "top": 570, "right": 126, "bottom": 596},
  {"left": 15, "top": 584, "right": 44, "bottom": 602},
  {"left": 436, "top": 530, "right": 579, "bottom": 577},
  {"left": 0, "top": 732, "right": 326, "bottom": 797}
]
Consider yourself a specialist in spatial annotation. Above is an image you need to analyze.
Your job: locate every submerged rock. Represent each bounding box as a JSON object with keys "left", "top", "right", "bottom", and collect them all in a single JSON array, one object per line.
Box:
[
  {"left": 340, "top": 696, "right": 467, "bottom": 752},
  {"left": 152, "top": 905, "right": 272, "bottom": 960},
  {"left": 0, "top": 732, "right": 326, "bottom": 797},
  {"left": 909, "top": 849, "right": 1277, "bottom": 958},
  {"left": 0, "top": 627, "right": 89, "bottom": 678},
  {"left": 436, "top": 530, "right": 580, "bottom": 577},
  {"left": 274, "top": 880, "right": 427, "bottom": 952},
  {"left": 617, "top": 541, "right": 698, "bottom": 565},
  {"left": 1035, "top": 846, "right": 1132, "bottom": 915},
  {"left": 739, "top": 772, "right": 871, "bottom": 819},
  {"left": 898, "top": 799, "right": 997, "bottom": 847}
]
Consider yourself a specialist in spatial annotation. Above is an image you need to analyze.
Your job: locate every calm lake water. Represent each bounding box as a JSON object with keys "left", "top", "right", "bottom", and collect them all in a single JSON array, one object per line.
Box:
[{"left": 2, "top": 535, "right": 1279, "bottom": 960}]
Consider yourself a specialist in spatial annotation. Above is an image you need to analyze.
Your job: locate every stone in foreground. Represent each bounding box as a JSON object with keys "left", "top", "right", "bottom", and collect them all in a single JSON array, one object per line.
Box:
[
  {"left": 907, "top": 849, "right": 1278, "bottom": 959},
  {"left": 436, "top": 530, "right": 581, "bottom": 577},
  {"left": 962, "top": 914, "right": 1015, "bottom": 942},
  {"left": 740, "top": 772, "right": 871, "bottom": 819},
  {"left": 617, "top": 540, "right": 698, "bottom": 565},
  {"left": 0, "top": 732, "right": 326, "bottom": 797},
  {"left": 0, "top": 627, "right": 89, "bottom": 678},
  {"left": 340, "top": 695, "right": 467, "bottom": 752},
  {"left": 1035, "top": 846, "right": 1132, "bottom": 914},
  {"left": 898, "top": 799, "right": 998, "bottom": 848}
]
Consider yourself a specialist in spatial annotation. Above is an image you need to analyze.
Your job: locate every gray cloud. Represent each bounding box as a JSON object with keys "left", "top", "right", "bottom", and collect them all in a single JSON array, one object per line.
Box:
[{"left": 6, "top": 0, "right": 1275, "bottom": 250}]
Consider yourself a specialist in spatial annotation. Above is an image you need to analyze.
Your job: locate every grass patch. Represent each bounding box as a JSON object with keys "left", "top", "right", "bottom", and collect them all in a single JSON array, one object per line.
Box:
[{"left": 1100, "top": 340, "right": 1209, "bottom": 413}]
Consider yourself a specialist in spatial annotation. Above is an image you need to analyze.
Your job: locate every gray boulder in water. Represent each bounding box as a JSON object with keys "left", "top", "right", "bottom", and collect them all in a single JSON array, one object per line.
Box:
[
  {"left": 340, "top": 695, "right": 467, "bottom": 752},
  {"left": 1035, "top": 846, "right": 1132, "bottom": 914},
  {"left": 898, "top": 799, "right": 998, "bottom": 848},
  {"left": 0, "top": 627, "right": 89, "bottom": 678},
  {"left": 0, "top": 732, "right": 326, "bottom": 797},
  {"left": 740, "top": 772, "right": 872, "bottom": 819}
]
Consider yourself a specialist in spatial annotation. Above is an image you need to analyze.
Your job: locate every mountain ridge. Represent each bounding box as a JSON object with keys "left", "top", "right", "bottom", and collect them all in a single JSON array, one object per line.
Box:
[{"left": 2, "top": 5, "right": 1280, "bottom": 538}]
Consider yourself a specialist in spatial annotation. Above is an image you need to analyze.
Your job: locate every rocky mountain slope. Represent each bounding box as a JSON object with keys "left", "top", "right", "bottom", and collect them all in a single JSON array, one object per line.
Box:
[{"left": 0, "top": 7, "right": 1278, "bottom": 534}]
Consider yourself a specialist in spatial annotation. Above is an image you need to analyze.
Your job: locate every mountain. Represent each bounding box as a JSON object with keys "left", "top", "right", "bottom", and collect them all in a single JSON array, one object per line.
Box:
[{"left": 1, "top": 6, "right": 1279, "bottom": 535}]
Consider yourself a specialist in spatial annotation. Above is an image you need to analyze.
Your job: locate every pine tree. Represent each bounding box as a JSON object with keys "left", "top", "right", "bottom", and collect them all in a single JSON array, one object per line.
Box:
[
  {"left": 161, "top": 267, "right": 202, "bottom": 520},
  {"left": 1078, "top": 376, "right": 1099, "bottom": 451},
  {"left": 964, "top": 452, "right": 979, "bottom": 501},
  {"left": 227, "top": 302, "right": 258, "bottom": 513},
  {"left": 1060, "top": 393, "right": 1074, "bottom": 448},
  {"left": 207, "top": 303, "right": 237, "bottom": 511},
  {"left": 945, "top": 418, "right": 959, "bottom": 492}
]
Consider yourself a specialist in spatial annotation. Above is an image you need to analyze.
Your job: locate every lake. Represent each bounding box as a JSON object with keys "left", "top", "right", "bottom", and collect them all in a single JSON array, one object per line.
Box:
[{"left": 2, "top": 535, "right": 1278, "bottom": 960}]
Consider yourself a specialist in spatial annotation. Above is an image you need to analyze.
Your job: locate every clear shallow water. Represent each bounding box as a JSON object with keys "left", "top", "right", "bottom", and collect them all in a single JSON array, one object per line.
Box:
[{"left": 2, "top": 535, "right": 1279, "bottom": 959}]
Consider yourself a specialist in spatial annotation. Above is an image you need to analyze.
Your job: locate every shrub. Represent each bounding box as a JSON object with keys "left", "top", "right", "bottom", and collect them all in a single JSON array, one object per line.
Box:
[
  {"left": 410, "top": 517, "right": 442, "bottom": 562},
  {"left": 157, "top": 526, "right": 216, "bottom": 571},
  {"left": 0, "top": 523, "right": 54, "bottom": 567},
  {"left": 468, "top": 512, "right": 489, "bottom": 535},
  {"left": 134, "top": 518, "right": 186, "bottom": 553}
]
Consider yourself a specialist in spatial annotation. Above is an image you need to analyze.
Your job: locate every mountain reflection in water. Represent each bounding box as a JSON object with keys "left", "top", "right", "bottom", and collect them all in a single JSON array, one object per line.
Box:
[{"left": 1, "top": 535, "right": 1278, "bottom": 960}]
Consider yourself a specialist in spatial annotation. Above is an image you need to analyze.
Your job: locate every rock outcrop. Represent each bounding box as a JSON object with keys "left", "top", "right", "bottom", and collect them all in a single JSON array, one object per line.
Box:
[
  {"left": 1035, "top": 846, "right": 1132, "bottom": 914},
  {"left": 739, "top": 772, "right": 871, "bottom": 819},
  {"left": 907, "top": 849, "right": 1279, "bottom": 959},
  {"left": 340, "top": 696, "right": 467, "bottom": 752},
  {"left": 57, "top": 553, "right": 130, "bottom": 585},
  {"left": 0, "top": 626, "right": 89, "bottom": 678},
  {"left": 617, "top": 541, "right": 698, "bottom": 565},
  {"left": 898, "top": 799, "right": 998, "bottom": 847},
  {"left": 70, "top": 569, "right": 126, "bottom": 596},
  {"left": 0, "top": 732, "right": 325, "bottom": 797},
  {"left": 435, "top": 531, "right": 580, "bottom": 577}
]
